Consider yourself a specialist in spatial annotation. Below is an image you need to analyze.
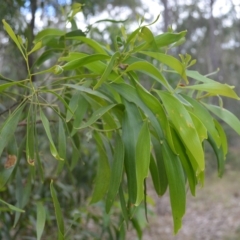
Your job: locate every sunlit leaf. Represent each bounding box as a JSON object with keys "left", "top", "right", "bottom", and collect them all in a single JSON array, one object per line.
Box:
[
  {"left": 2, "top": 19, "right": 25, "bottom": 57},
  {"left": 140, "top": 51, "right": 188, "bottom": 82},
  {"left": 125, "top": 61, "right": 172, "bottom": 91},
  {"left": 156, "top": 91, "right": 204, "bottom": 172},
  {"left": 204, "top": 103, "right": 240, "bottom": 135}
]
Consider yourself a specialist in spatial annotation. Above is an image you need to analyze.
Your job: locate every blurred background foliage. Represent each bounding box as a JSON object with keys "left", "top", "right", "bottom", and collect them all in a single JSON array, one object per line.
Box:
[{"left": 0, "top": 0, "right": 240, "bottom": 239}]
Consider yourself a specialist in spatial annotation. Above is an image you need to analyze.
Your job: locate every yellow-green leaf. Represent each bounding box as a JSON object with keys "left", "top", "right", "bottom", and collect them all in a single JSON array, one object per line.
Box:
[
  {"left": 2, "top": 19, "right": 25, "bottom": 57},
  {"left": 157, "top": 91, "right": 205, "bottom": 172}
]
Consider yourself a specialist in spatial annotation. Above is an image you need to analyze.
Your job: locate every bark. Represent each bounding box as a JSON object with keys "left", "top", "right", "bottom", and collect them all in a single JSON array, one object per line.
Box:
[
  {"left": 161, "top": 0, "right": 169, "bottom": 32},
  {"left": 209, "top": 0, "right": 218, "bottom": 74}
]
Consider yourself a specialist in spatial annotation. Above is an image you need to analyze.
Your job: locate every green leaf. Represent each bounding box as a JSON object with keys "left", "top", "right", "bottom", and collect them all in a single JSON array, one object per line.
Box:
[
  {"left": 34, "top": 28, "right": 65, "bottom": 42},
  {"left": 40, "top": 109, "right": 63, "bottom": 160},
  {"left": 132, "top": 77, "right": 176, "bottom": 153},
  {"left": 182, "top": 95, "right": 221, "bottom": 147},
  {"left": 106, "top": 134, "right": 124, "bottom": 213},
  {"left": 66, "top": 92, "right": 80, "bottom": 122},
  {"left": 135, "top": 122, "right": 151, "bottom": 206},
  {"left": 182, "top": 82, "right": 239, "bottom": 99},
  {"left": 33, "top": 49, "right": 60, "bottom": 68},
  {"left": 125, "top": 61, "right": 172, "bottom": 91},
  {"left": 64, "top": 84, "right": 112, "bottom": 102},
  {"left": 186, "top": 70, "right": 240, "bottom": 99},
  {"left": 162, "top": 142, "right": 186, "bottom": 234},
  {"left": 0, "top": 199, "right": 25, "bottom": 213},
  {"left": 62, "top": 54, "right": 110, "bottom": 71},
  {"left": 58, "top": 118, "right": 66, "bottom": 161},
  {"left": 93, "top": 52, "right": 120, "bottom": 90},
  {"left": 149, "top": 155, "right": 161, "bottom": 195},
  {"left": 90, "top": 132, "right": 111, "bottom": 203},
  {"left": 140, "top": 51, "right": 188, "bottom": 83},
  {"left": 2, "top": 19, "right": 25, "bottom": 57},
  {"left": 26, "top": 106, "right": 35, "bottom": 163},
  {"left": 122, "top": 100, "right": 143, "bottom": 204},
  {"left": 0, "top": 80, "right": 27, "bottom": 93},
  {"left": 204, "top": 103, "right": 240, "bottom": 135},
  {"left": 50, "top": 180, "right": 65, "bottom": 237},
  {"left": 171, "top": 129, "right": 197, "bottom": 196},
  {"left": 134, "top": 31, "right": 187, "bottom": 52},
  {"left": 207, "top": 133, "right": 225, "bottom": 177},
  {"left": 189, "top": 112, "right": 207, "bottom": 142},
  {"left": 36, "top": 202, "right": 46, "bottom": 240},
  {"left": 28, "top": 41, "right": 42, "bottom": 55},
  {"left": 66, "top": 36, "right": 107, "bottom": 54},
  {"left": 0, "top": 103, "right": 25, "bottom": 157},
  {"left": 156, "top": 91, "right": 205, "bottom": 172},
  {"left": 151, "top": 136, "right": 168, "bottom": 196},
  {"left": 214, "top": 119, "right": 228, "bottom": 156},
  {"left": 76, "top": 104, "right": 119, "bottom": 129}
]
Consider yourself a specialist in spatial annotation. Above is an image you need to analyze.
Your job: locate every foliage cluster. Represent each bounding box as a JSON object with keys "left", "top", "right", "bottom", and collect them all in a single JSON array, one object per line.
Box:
[{"left": 1, "top": 4, "right": 240, "bottom": 239}]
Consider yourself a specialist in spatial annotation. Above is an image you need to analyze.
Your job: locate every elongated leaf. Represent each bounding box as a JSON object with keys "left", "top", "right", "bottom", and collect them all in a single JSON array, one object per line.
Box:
[
  {"left": 40, "top": 109, "right": 63, "bottom": 160},
  {"left": 151, "top": 136, "right": 168, "bottom": 196},
  {"left": 135, "top": 122, "right": 151, "bottom": 206},
  {"left": 133, "top": 31, "right": 187, "bottom": 52},
  {"left": 162, "top": 142, "right": 186, "bottom": 234},
  {"left": 50, "top": 180, "right": 65, "bottom": 237},
  {"left": 182, "top": 95, "right": 221, "bottom": 147},
  {"left": 64, "top": 84, "right": 111, "bottom": 102},
  {"left": 189, "top": 112, "right": 207, "bottom": 142},
  {"left": 0, "top": 103, "right": 25, "bottom": 157},
  {"left": 62, "top": 54, "right": 110, "bottom": 71},
  {"left": 132, "top": 75, "right": 176, "bottom": 153},
  {"left": 149, "top": 155, "right": 161, "bottom": 195},
  {"left": 2, "top": 20, "right": 25, "bottom": 57},
  {"left": 140, "top": 51, "right": 188, "bottom": 82},
  {"left": 204, "top": 103, "right": 240, "bottom": 135},
  {"left": 35, "top": 28, "right": 65, "bottom": 42},
  {"left": 26, "top": 106, "right": 35, "bottom": 163},
  {"left": 106, "top": 134, "right": 124, "bottom": 213},
  {"left": 0, "top": 199, "right": 25, "bottom": 213},
  {"left": 66, "top": 36, "right": 107, "bottom": 54},
  {"left": 125, "top": 61, "right": 172, "bottom": 91},
  {"left": 182, "top": 82, "right": 239, "bottom": 99},
  {"left": 207, "top": 134, "right": 225, "bottom": 177},
  {"left": 214, "top": 119, "right": 228, "bottom": 156},
  {"left": 140, "top": 27, "right": 158, "bottom": 50},
  {"left": 91, "top": 132, "right": 111, "bottom": 204},
  {"left": 76, "top": 104, "right": 118, "bottom": 129},
  {"left": 171, "top": 129, "right": 197, "bottom": 196},
  {"left": 156, "top": 91, "right": 205, "bottom": 172},
  {"left": 36, "top": 202, "right": 46, "bottom": 240},
  {"left": 94, "top": 52, "right": 120, "bottom": 89},
  {"left": 58, "top": 118, "right": 66, "bottom": 161},
  {"left": 28, "top": 41, "right": 42, "bottom": 55},
  {"left": 14, "top": 172, "right": 32, "bottom": 227},
  {"left": 122, "top": 100, "right": 143, "bottom": 204},
  {"left": 119, "top": 185, "right": 129, "bottom": 224},
  {"left": 66, "top": 93, "right": 80, "bottom": 122},
  {"left": 0, "top": 81, "right": 26, "bottom": 92}
]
